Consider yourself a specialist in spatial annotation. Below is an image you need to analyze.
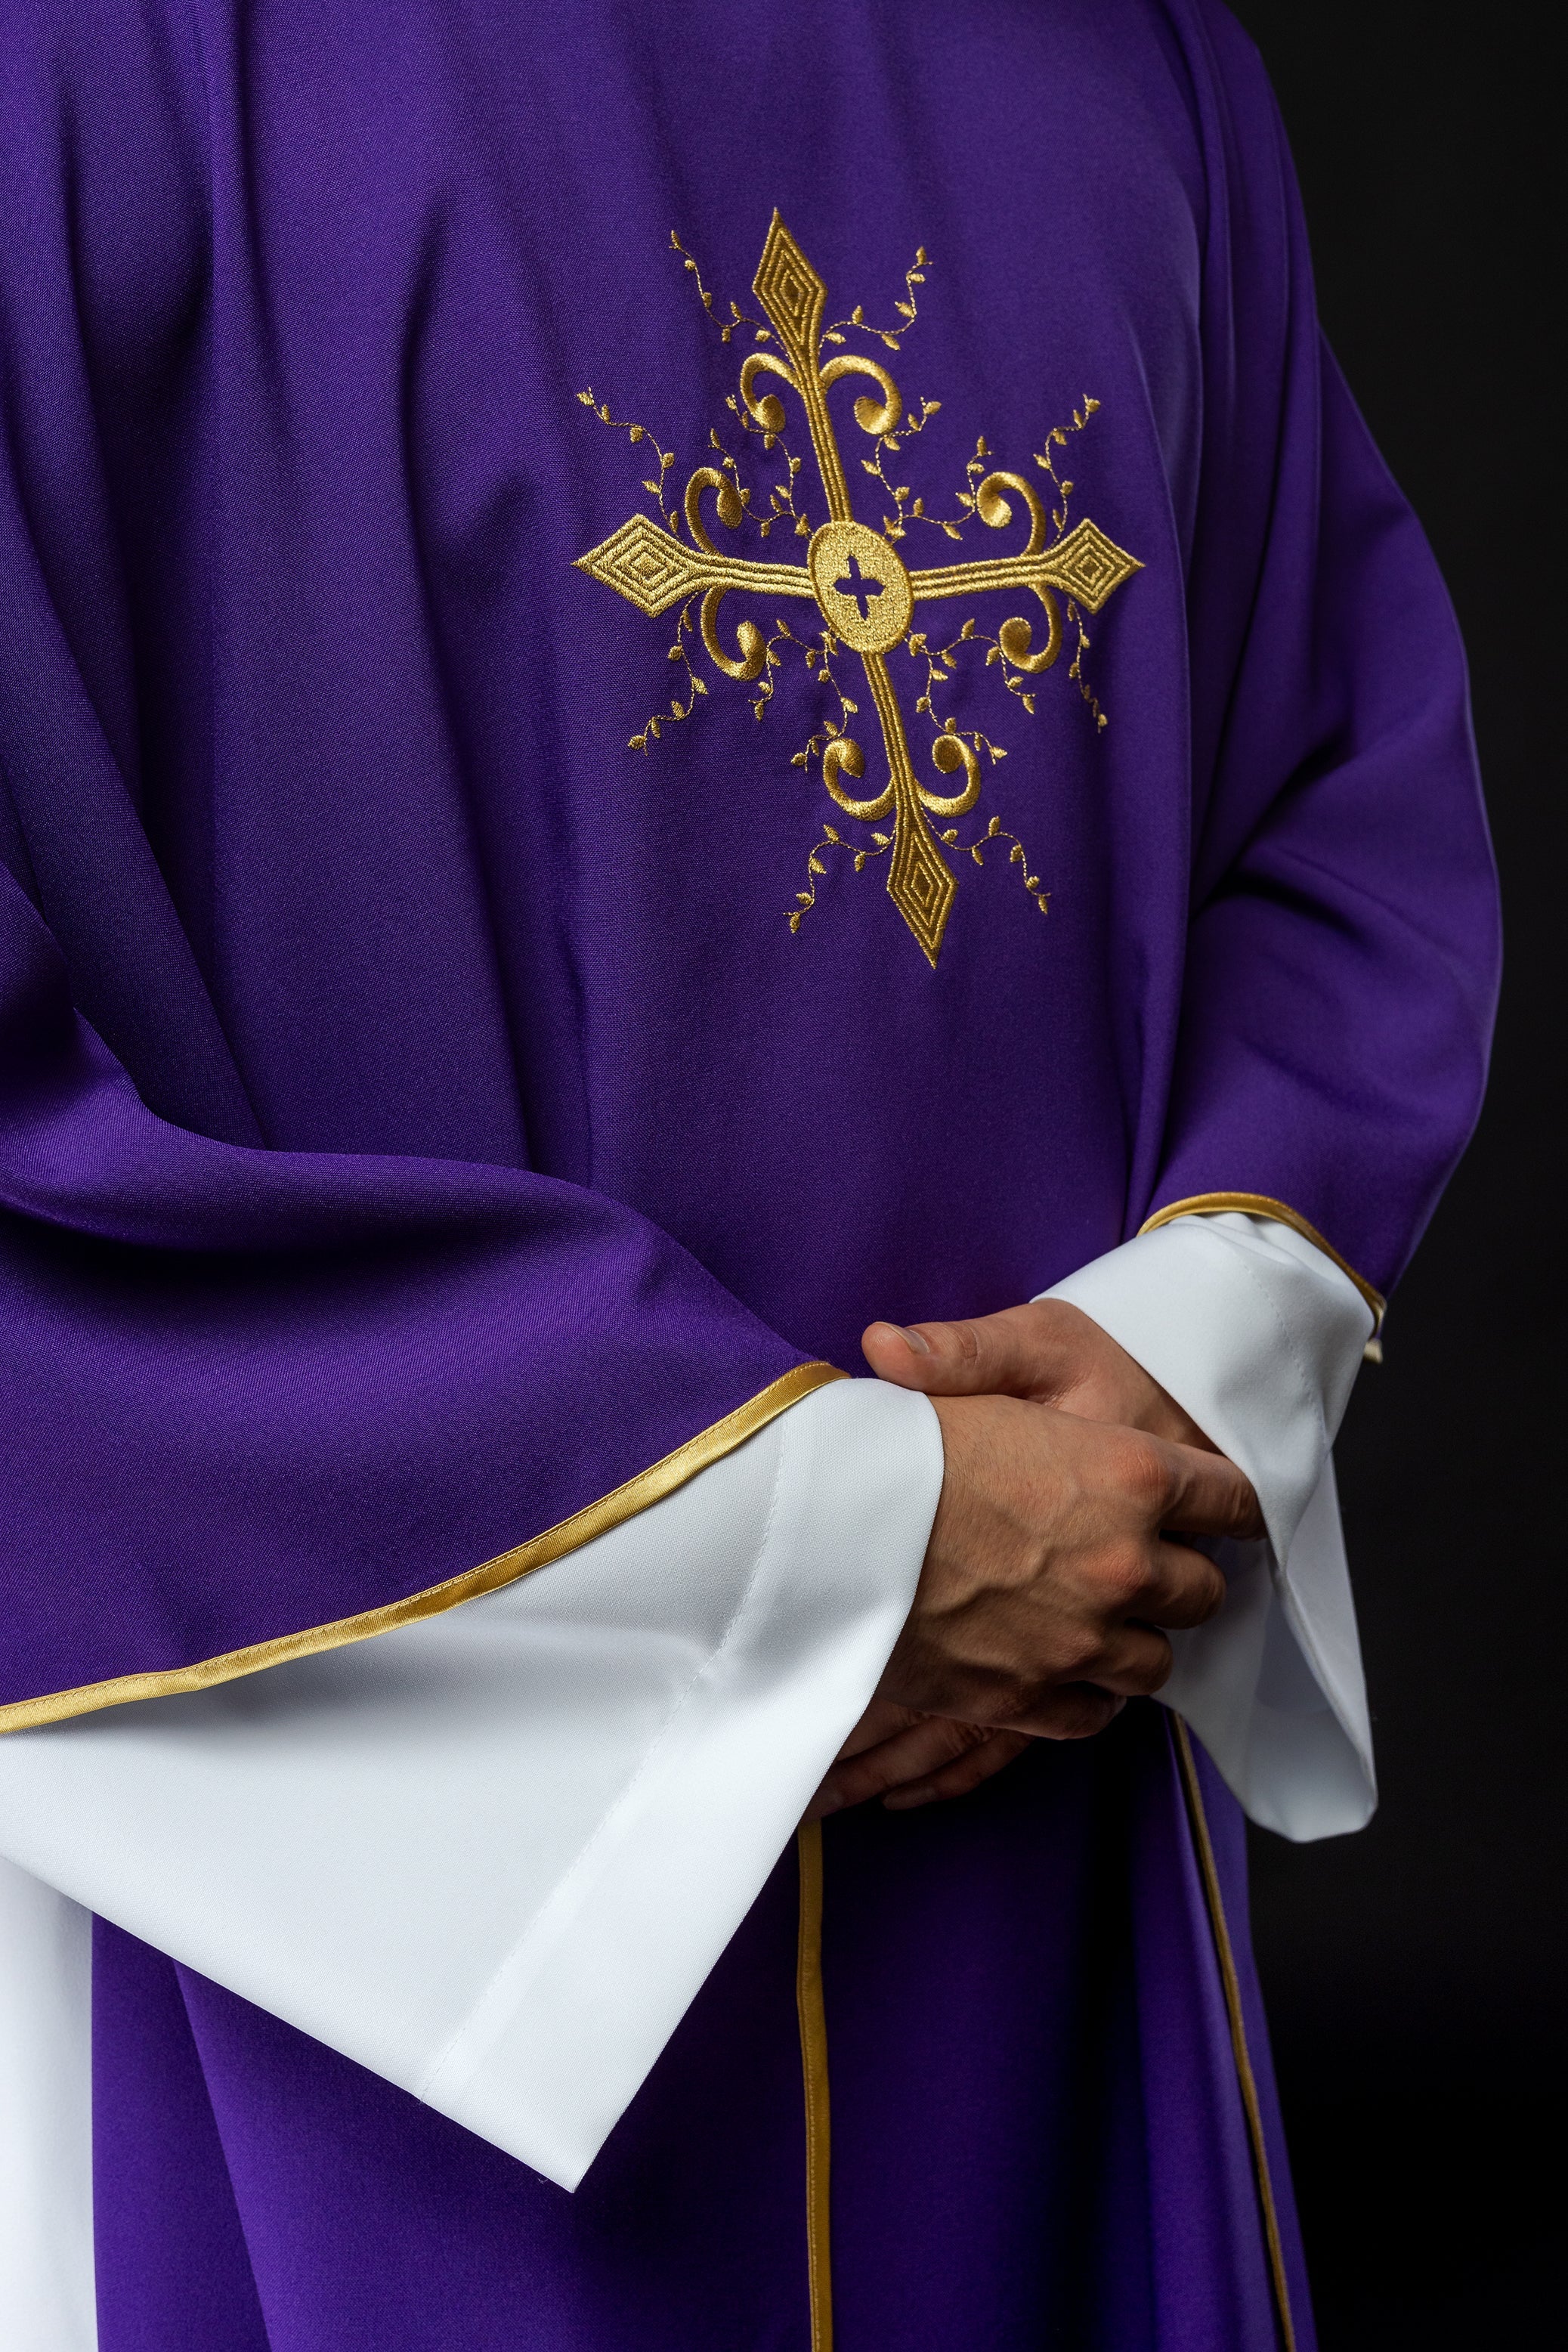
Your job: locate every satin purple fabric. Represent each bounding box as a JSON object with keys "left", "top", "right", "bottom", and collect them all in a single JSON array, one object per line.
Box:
[{"left": 0, "top": 0, "right": 1496, "bottom": 2341}]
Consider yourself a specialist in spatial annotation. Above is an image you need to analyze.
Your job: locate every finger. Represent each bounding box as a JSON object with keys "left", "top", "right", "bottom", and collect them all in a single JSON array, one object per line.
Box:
[
  {"left": 815, "top": 1715, "right": 994, "bottom": 1814},
  {"left": 1138, "top": 1538, "right": 1228, "bottom": 1629},
  {"left": 861, "top": 1305, "right": 1045, "bottom": 1397},
  {"left": 883, "top": 1729, "right": 1034, "bottom": 1811},
  {"left": 1077, "top": 1622, "right": 1175, "bottom": 1697},
  {"left": 1006, "top": 1685, "right": 1126, "bottom": 1741},
  {"left": 1149, "top": 1434, "right": 1263, "bottom": 1542},
  {"left": 833, "top": 1699, "right": 923, "bottom": 1764}
]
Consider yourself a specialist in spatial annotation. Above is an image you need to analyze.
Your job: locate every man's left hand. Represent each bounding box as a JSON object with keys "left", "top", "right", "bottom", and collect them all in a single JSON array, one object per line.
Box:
[{"left": 808, "top": 1300, "right": 1221, "bottom": 1819}]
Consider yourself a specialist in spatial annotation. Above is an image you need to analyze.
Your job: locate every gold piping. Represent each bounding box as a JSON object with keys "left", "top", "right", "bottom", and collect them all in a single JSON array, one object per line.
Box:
[
  {"left": 1137, "top": 1192, "right": 1386, "bottom": 1331},
  {"left": 795, "top": 1818, "right": 834, "bottom": 2352},
  {"left": 0, "top": 1361, "right": 845, "bottom": 1739},
  {"left": 1171, "top": 1716, "right": 1299, "bottom": 2352}
]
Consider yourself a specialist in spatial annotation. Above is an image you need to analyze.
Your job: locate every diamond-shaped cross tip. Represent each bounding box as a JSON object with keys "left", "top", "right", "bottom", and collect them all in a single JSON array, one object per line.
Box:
[
  {"left": 574, "top": 513, "right": 699, "bottom": 617},
  {"left": 889, "top": 818, "right": 957, "bottom": 967},
  {"left": 1048, "top": 520, "right": 1143, "bottom": 613},
  {"left": 753, "top": 212, "right": 827, "bottom": 367}
]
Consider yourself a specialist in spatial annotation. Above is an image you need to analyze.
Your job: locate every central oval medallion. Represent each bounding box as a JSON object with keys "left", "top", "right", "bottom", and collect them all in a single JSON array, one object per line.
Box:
[{"left": 806, "top": 521, "right": 914, "bottom": 655}]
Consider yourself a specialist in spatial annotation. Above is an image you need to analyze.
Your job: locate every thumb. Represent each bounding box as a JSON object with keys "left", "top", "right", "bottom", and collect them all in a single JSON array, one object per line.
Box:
[
  {"left": 1158, "top": 1437, "right": 1265, "bottom": 1543},
  {"left": 861, "top": 1306, "right": 1042, "bottom": 1396}
]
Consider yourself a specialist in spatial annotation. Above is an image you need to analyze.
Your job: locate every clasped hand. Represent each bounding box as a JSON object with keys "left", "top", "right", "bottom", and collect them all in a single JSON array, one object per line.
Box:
[{"left": 809, "top": 1301, "right": 1261, "bottom": 1819}]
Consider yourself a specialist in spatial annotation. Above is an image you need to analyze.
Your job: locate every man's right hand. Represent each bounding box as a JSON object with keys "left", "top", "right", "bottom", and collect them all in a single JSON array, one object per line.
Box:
[{"left": 876, "top": 1391, "right": 1261, "bottom": 1741}]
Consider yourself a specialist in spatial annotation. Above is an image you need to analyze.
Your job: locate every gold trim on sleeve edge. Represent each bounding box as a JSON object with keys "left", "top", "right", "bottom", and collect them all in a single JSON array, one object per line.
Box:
[
  {"left": 0, "top": 1360, "right": 846, "bottom": 1739},
  {"left": 1137, "top": 1191, "right": 1387, "bottom": 1330}
]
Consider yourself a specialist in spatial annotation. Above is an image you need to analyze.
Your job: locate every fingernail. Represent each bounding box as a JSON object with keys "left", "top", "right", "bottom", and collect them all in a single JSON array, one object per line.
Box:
[
  {"left": 897, "top": 1326, "right": 931, "bottom": 1354},
  {"left": 883, "top": 1784, "right": 933, "bottom": 1810}
]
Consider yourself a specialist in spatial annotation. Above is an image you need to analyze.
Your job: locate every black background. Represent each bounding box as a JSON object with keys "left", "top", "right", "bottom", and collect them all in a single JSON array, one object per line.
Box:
[{"left": 1223, "top": 5, "right": 1565, "bottom": 2343}]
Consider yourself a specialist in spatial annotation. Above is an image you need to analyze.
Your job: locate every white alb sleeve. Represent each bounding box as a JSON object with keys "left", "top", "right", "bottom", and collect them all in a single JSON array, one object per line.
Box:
[
  {"left": 1041, "top": 1212, "right": 1377, "bottom": 1840},
  {"left": 0, "top": 1376, "right": 940, "bottom": 2196},
  {"left": 0, "top": 1858, "right": 96, "bottom": 2352}
]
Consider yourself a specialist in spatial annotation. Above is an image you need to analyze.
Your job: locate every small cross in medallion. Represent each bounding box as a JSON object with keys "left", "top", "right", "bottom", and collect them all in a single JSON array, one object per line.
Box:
[
  {"left": 577, "top": 214, "right": 1141, "bottom": 964},
  {"left": 833, "top": 552, "right": 884, "bottom": 624}
]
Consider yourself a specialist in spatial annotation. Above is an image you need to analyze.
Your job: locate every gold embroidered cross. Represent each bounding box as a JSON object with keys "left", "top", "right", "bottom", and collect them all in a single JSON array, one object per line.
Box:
[{"left": 576, "top": 213, "right": 1140, "bottom": 966}]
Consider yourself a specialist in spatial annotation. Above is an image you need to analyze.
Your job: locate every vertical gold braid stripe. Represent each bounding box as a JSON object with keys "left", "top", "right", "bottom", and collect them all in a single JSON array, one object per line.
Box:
[
  {"left": 1171, "top": 1716, "right": 1299, "bottom": 2352},
  {"left": 795, "top": 1820, "right": 834, "bottom": 2352},
  {"left": 0, "top": 1362, "right": 845, "bottom": 1738}
]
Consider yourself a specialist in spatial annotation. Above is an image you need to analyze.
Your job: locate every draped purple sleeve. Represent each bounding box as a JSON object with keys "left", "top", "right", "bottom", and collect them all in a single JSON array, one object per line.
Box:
[
  {"left": 0, "top": 12, "right": 819, "bottom": 1726},
  {"left": 1143, "top": 2, "right": 1501, "bottom": 1295}
]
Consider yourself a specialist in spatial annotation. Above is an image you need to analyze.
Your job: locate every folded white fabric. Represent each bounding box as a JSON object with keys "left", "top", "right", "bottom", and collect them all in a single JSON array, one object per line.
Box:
[
  {"left": 0, "top": 1857, "right": 95, "bottom": 2352},
  {"left": 1043, "top": 1211, "right": 1377, "bottom": 1839},
  {"left": 0, "top": 1377, "right": 941, "bottom": 2192},
  {"left": 0, "top": 1202, "right": 1372, "bottom": 2338}
]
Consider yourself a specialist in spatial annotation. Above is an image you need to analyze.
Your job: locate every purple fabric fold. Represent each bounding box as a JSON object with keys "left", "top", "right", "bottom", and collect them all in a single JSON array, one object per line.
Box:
[
  {"left": 0, "top": 0, "right": 1496, "bottom": 1716},
  {"left": 1, "top": 871, "right": 808, "bottom": 1705},
  {"left": 0, "top": 0, "right": 1500, "bottom": 2340},
  {"left": 91, "top": 1710, "right": 1312, "bottom": 2352}
]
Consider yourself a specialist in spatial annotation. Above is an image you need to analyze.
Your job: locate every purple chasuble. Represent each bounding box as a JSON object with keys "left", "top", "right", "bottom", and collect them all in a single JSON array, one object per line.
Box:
[
  {"left": 89, "top": 1714, "right": 1300, "bottom": 2352},
  {"left": 0, "top": 0, "right": 1497, "bottom": 2344}
]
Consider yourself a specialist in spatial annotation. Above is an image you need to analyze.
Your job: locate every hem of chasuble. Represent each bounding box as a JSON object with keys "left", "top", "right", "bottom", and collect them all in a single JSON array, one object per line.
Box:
[
  {"left": 0, "top": 1362, "right": 844, "bottom": 1738},
  {"left": 1138, "top": 1193, "right": 1387, "bottom": 1333}
]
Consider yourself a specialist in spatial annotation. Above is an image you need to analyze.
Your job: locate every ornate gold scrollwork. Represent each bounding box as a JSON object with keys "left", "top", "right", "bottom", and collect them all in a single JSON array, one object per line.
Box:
[
  {"left": 974, "top": 470, "right": 1047, "bottom": 555},
  {"left": 822, "top": 734, "right": 893, "bottom": 822},
  {"left": 976, "top": 470, "right": 1062, "bottom": 674},
  {"left": 699, "top": 587, "right": 766, "bottom": 681},
  {"left": 574, "top": 212, "right": 1143, "bottom": 964},
  {"left": 739, "top": 350, "right": 799, "bottom": 434},
  {"left": 685, "top": 466, "right": 768, "bottom": 679},
  {"left": 818, "top": 354, "right": 904, "bottom": 438},
  {"left": 922, "top": 730, "right": 982, "bottom": 817}
]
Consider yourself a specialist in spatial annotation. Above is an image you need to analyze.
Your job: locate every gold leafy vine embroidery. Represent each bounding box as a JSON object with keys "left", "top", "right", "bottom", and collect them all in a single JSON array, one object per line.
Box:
[{"left": 574, "top": 215, "right": 1141, "bottom": 964}]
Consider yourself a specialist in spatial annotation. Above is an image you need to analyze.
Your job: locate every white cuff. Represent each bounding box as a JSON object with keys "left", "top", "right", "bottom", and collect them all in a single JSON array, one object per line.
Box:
[
  {"left": 1041, "top": 1212, "right": 1377, "bottom": 1840},
  {"left": 0, "top": 1376, "right": 941, "bottom": 2190}
]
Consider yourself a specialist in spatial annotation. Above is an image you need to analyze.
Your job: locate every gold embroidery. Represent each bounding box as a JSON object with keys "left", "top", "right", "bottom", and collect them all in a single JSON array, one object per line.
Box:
[
  {"left": 0, "top": 1363, "right": 843, "bottom": 1738},
  {"left": 576, "top": 215, "right": 1140, "bottom": 964},
  {"left": 796, "top": 1819, "right": 834, "bottom": 2352},
  {"left": 1171, "top": 1717, "right": 1300, "bottom": 2352}
]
